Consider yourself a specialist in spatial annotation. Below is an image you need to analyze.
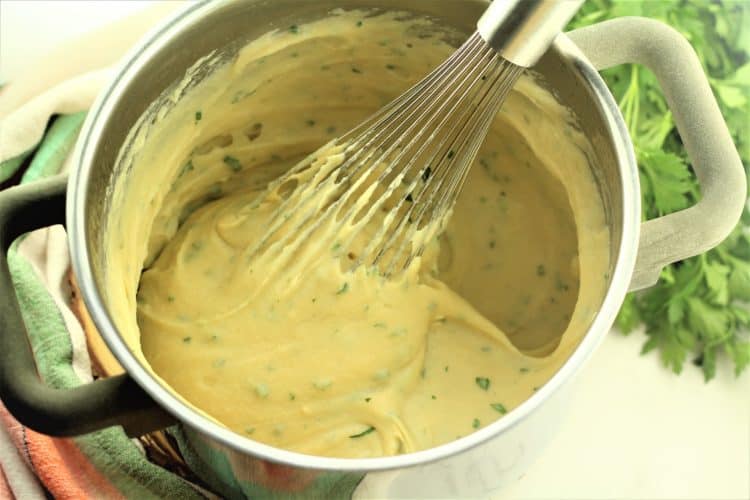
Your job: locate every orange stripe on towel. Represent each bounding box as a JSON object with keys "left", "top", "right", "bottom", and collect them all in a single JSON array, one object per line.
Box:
[
  {"left": 24, "top": 428, "right": 124, "bottom": 500},
  {"left": 0, "top": 403, "right": 123, "bottom": 500}
]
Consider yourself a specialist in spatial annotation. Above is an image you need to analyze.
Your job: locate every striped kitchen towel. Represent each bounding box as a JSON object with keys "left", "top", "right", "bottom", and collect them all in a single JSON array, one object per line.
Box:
[
  {"left": 0, "top": 74, "right": 214, "bottom": 499},
  {"left": 0, "top": 57, "right": 372, "bottom": 500}
]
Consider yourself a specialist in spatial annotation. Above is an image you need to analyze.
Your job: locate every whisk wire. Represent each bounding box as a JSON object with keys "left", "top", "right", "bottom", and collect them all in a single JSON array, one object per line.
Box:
[
  {"left": 247, "top": 32, "right": 524, "bottom": 276},
  {"left": 341, "top": 34, "right": 504, "bottom": 268},
  {"left": 380, "top": 57, "right": 523, "bottom": 273}
]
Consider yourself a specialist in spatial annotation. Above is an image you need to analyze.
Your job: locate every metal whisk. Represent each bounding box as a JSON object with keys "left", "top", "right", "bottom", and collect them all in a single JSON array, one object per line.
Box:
[{"left": 248, "top": 0, "right": 583, "bottom": 277}]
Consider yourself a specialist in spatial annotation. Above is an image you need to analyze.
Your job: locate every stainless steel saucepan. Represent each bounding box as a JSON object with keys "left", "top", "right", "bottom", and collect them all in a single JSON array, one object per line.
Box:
[{"left": 0, "top": 0, "right": 744, "bottom": 497}]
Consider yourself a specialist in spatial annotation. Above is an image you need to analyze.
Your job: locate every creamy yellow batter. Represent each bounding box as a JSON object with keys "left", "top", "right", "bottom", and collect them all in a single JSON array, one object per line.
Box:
[{"left": 104, "top": 10, "right": 609, "bottom": 458}]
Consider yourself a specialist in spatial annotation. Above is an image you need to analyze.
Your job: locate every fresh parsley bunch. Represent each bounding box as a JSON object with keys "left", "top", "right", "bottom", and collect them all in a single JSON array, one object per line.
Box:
[{"left": 569, "top": 0, "right": 750, "bottom": 380}]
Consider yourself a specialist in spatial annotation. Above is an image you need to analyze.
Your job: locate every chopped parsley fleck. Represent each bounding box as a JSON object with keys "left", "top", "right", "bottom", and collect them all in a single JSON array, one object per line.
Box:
[
  {"left": 519, "top": 367, "right": 530, "bottom": 373},
  {"left": 489, "top": 240, "right": 496, "bottom": 249},
  {"left": 537, "top": 265, "right": 546, "bottom": 277},
  {"left": 231, "top": 89, "right": 256, "bottom": 103},
  {"left": 208, "top": 184, "right": 222, "bottom": 198},
  {"left": 365, "top": 397, "right": 371, "bottom": 402},
  {"left": 254, "top": 383, "right": 269, "bottom": 398},
  {"left": 444, "top": 365, "right": 449, "bottom": 372},
  {"left": 331, "top": 241, "right": 342, "bottom": 252},
  {"left": 195, "top": 111, "right": 202, "bottom": 123},
  {"left": 405, "top": 193, "right": 414, "bottom": 202},
  {"left": 479, "top": 196, "right": 487, "bottom": 203},
  {"left": 422, "top": 166, "right": 432, "bottom": 181},
  {"left": 555, "top": 276, "right": 570, "bottom": 291},
  {"left": 223, "top": 155, "right": 242, "bottom": 172},
  {"left": 336, "top": 282, "right": 349, "bottom": 295},
  {"left": 306, "top": 119, "right": 316, "bottom": 127},
  {"left": 182, "top": 336, "right": 192, "bottom": 344},
  {"left": 245, "top": 122, "right": 262, "bottom": 141},
  {"left": 177, "top": 160, "right": 194, "bottom": 178},
  {"left": 245, "top": 427, "right": 255, "bottom": 435},
  {"left": 386, "top": 64, "right": 397, "bottom": 70},
  {"left": 431, "top": 395, "right": 437, "bottom": 400},
  {"left": 167, "top": 295, "right": 175, "bottom": 302},
  {"left": 491, "top": 403, "right": 507, "bottom": 414},
  {"left": 288, "top": 24, "right": 299, "bottom": 33},
  {"left": 351, "top": 67, "right": 362, "bottom": 74},
  {"left": 313, "top": 378, "right": 332, "bottom": 390},
  {"left": 472, "top": 418, "right": 481, "bottom": 429},
  {"left": 289, "top": 392, "right": 296, "bottom": 401},
  {"left": 390, "top": 328, "right": 406, "bottom": 338},
  {"left": 349, "top": 426, "right": 375, "bottom": 438},
  {"left": 420, "top": 367, "right": 426, "bottom": 378},
  {"left": 447, "top": 150, "right": 455, "bottom": 159},
  {"left": 356, "top": 20, "right": 363, "bottom": 27},
  {"left": 475, "top": 377, "right": 490, "bottom": 390}
]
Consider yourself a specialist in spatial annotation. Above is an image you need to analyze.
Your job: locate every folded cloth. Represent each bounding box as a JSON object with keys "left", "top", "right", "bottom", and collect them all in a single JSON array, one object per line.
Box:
[
  {"left": 0, "top": 73, "right": 213, "bottom": 499},
  {"left": 0, "top": 407, "right": 46, "bottom": 500},
  {"left": 0, "top": 70, "right": 111, "bottom": 182}
]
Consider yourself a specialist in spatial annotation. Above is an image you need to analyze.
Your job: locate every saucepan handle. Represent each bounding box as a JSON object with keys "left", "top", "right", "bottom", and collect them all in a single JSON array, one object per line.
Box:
[
  {"left": 567, "top": 17, "right": 746, "bottom": 291},
  {"left": 0, "top": 174, "right": 173, "bottom": 437}
]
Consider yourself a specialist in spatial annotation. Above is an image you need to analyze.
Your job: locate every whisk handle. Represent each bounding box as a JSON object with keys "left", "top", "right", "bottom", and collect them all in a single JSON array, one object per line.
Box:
[
  {"left": 569, "top": 18, "right": 746, "bottom": 291},
  {"left": 478, "top": 0, "right": 584, "bottom": 68}
]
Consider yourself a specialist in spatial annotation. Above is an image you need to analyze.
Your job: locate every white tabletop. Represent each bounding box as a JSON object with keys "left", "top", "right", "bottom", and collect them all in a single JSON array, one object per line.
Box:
[{"left": 2, "top": 2, "right": 748, "bottom": 499}]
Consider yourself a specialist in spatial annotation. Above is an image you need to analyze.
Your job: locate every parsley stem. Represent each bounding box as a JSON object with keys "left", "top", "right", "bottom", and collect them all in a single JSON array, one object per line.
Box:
[{"left": 349, "top": 426, "right": 375, "bottom": 438}]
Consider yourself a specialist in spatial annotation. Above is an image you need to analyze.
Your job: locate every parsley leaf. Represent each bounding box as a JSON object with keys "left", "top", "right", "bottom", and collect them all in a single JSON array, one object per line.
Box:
[
  {"left": 475, "top": 377, "right": 490, "bottom": 390},
  {"left": 223, "top": 156, "right": 242, "bottom": 172},
  {"left": 571, "top": 1, "right": 750, "bottom": 381},
  {"left": 638, "top": 150, "right": 695, "bottom": 216},
  {"left": 490, "top": 403, "right": 507, "bottom": 414}
]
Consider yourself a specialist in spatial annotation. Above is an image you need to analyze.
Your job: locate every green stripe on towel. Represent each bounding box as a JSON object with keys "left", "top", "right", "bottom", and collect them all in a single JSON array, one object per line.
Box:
[
  {"left": 5, "top": 114, "right": 204, "bottom": 499},
  {"left": 0, "top": 152, "right": 31, "bottom": 184},
  {"left": 22, "top": 112, "right": 86, "bottom": 183}
]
